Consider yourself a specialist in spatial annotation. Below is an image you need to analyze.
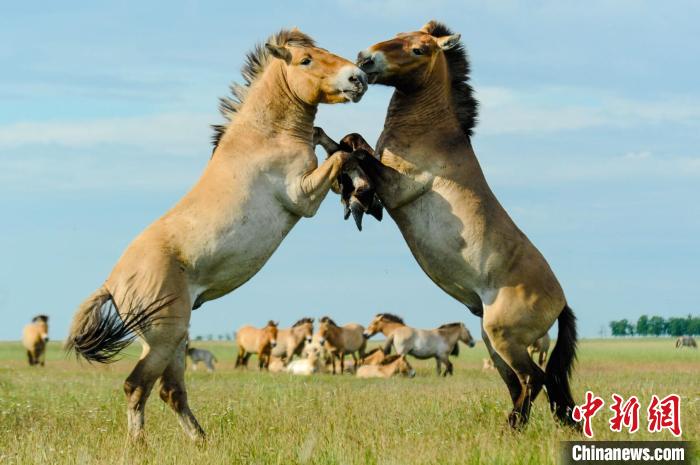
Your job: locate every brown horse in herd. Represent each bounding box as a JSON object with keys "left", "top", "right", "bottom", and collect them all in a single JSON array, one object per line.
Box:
[
  {"left": 235, "top": 320, "right": 279, "bottom": 369},
  {"left": 270, "top": 317, "right": 315, "bottom": 363},
  {"left": 354, "top": 21, "right": 578, "bottom": 429},
  {"left": 317, "top": 316, "right": 366, "bottom": 374},
  {"left": 65, "top": 28, "right": 367, "bottom": 441}
]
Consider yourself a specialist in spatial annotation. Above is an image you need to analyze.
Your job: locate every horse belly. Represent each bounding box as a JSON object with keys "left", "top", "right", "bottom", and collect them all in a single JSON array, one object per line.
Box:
[
  {"left": 191, "top": 198, "right": 298, "bottom": 302},
  {"left": 392, "top": 195, "right": 483, "bottom": 305}
]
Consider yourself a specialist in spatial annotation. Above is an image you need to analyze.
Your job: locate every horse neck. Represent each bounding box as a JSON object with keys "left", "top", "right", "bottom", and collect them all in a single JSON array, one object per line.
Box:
[
  {"left": 381, "top": 322, "right": 404, "bottom": 336},
  {"left": 218, "top": 62, "right": 317, "bottom": 153},
  {"left": 440, "top": 327, "right": 460, "bottom": 345},
  {"left": 383, "top": 58, "right": 461, "bottom": 141}
]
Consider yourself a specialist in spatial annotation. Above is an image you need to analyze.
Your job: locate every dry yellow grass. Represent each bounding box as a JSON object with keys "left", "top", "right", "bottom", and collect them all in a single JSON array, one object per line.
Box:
[{"left": 0, "top": 338, "right": 697, "bottom": 464}]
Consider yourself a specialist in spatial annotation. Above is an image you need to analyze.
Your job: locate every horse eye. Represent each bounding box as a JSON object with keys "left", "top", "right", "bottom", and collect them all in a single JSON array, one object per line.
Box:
[
  {"left": 300, "top": 57, "right": 312, "bottom": 65},
  {"left": 412, "top": 48, "right": 424, "bottom": 56}
]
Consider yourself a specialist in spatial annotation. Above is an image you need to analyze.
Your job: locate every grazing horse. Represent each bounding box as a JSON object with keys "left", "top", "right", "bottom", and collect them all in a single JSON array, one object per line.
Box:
[
  {"left": 356, "top": 354, "right": 416, "bottom": 379},
  {"left": 317, "top": 316, "right": 366, "bottom": 374},
  {"left": 271, "top": 317, "right": 314, "bottom": 363},
  {"left": 236, "top": 321, "right": 279, "bottom": 370},
  {"left": 356, "top": 21, "right": 578, "bottom": 428},
  {"left": 22, "top": 315, "right": 49, "bottom": 366},
  {"left": 364, "top": 314, "right": 475, "bottom": 376},
  {"left": 313, "top": 127, "right": 383, "bottom": 230},
  {"left": 65, "top": 29, "right": 367, "bottom": 441},
  {"left": 676, "top": 336, "right": 697, "bottom": 348},
  {"left": 528, "top": 333, "right": 551, "bottom": 367}
]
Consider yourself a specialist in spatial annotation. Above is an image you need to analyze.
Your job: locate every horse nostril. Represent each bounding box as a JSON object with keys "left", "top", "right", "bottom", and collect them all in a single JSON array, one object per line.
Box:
[{"left": 349, "top": 75, "right": 357, "bottom": 83}]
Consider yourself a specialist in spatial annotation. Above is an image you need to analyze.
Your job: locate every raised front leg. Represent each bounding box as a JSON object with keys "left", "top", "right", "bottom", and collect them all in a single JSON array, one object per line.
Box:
[
  {"left": 284, "top": 152, "right": 349, "bottom": 218},
  {"left": 353, "top": 150, "right": 430, "bottom": 210}
]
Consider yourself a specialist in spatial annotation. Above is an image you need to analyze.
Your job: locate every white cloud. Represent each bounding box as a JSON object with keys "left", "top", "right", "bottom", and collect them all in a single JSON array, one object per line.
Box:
[
  {"left": 476, "top": 86, "right": 700, "bottom": 135},
  {"left": 0, "top": 113, "right": 212, "bottom": 155}
]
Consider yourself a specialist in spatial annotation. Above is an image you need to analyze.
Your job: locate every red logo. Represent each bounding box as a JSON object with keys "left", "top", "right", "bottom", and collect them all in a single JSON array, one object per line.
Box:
[{"left": 647, "top": 394, "right": 682, "bottom": 437}]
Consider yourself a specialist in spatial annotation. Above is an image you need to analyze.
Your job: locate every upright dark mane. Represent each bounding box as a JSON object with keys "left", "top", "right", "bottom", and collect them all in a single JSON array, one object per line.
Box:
[
  {"left": 438, "top": 322, "right": 462, "bottom": 329},
  {"left": 292, "top": 317, "right": 314, "bottom": 327},
  {"left": 377, "top": 313, "right": 404, "bottom": 324},
  {"left": 422, "top": 21, "right": 478, "bottom": 137},
  {"left": 32, "top": 314, "right": 49, "bottom": 323},
  {"left": 211, "top": 29, "right": 316, "bottom": 150},
  {"left": 320, "top": 316, "right": 338, "bottom": 326}
]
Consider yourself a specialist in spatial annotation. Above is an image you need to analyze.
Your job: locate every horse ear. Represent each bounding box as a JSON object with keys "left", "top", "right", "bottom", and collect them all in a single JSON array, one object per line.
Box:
[
  {"left": 436, "top": 34, "right": 461, "bottom": 51},
  {"left": 420, "top": 21, "right": 437, "bottom": 34},
  {"left": 266, "top": 43, "right": 292, "bottom": 64}
]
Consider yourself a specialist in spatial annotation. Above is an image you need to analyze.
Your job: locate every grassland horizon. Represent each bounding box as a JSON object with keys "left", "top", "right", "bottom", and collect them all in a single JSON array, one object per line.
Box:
[{"left": 0, "top": 338, "right": 697, "bottom": 465}]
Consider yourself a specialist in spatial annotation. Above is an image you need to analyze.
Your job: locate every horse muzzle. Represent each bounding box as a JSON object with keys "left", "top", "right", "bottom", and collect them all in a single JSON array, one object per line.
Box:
[{"left": 270, "top": 341, "right": 277, "bottom": 348}]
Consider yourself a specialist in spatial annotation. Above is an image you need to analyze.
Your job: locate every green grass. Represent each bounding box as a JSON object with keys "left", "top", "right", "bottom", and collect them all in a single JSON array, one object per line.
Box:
[{"left": 0, "top": 338, "right": 697, "bottom": 464}]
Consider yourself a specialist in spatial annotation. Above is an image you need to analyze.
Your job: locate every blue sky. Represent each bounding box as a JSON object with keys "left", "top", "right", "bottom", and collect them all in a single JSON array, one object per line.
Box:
[{"left": 1, "top": 1, "right": 698, "bottom": 341}]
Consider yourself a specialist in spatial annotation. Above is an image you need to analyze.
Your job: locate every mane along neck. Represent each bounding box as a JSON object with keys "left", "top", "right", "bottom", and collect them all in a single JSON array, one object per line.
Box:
[
  {"left": 215, "top": 61, "right": 316, "bottom": 153},
  {"left": 211, "top": 29, "right": 318, "bottom": 155}
]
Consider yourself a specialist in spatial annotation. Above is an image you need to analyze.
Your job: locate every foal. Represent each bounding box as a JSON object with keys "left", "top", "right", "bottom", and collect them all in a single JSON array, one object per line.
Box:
[{"left": 356, "top": 354, "right": 416, "bottom": 379}]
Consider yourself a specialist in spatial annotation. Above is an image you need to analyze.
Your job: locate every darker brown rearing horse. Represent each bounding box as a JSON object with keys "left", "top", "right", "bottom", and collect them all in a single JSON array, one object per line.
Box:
[{"left": 356, "top": 21, "right": 578, "bottom": 429}]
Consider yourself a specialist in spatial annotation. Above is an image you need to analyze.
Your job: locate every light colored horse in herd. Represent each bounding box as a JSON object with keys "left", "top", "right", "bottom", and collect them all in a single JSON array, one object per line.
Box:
[
  {"left": 356, "top": 354, "right": 416, "bottom": 379},
  {"left": 676, "top": 336, "right": 697, "bottom": 348},
  {"left": 235, "top": 321, "right": 279, "bottom": 370},
  {"left": 364, "top": 313, "right": 474, "bottom": 376},
  {"left": 355, "top": 21, "right": 578, "bottom": 428},
  {"left": 528, "top": 333, "right": 551, "bottom": 367},
  {"left": 286, "top": 340, "right": 326, "bottom": 375},
  {"left": 271, "top": 317, "right": 314, "bottom": 362},
  {"left": 65, "top": 29, "right": 367, "bottom": 441},
  {"left": 317, "top": 316, "right": 366, "bottom": 374},
  {"left": 22, "top": 315, "right": 49, "bottom": 366}
]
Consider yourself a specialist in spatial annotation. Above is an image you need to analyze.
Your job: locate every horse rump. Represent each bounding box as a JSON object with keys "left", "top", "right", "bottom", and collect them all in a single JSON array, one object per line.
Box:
[{"left": 65, "top": 287, "right": 173, "bottom": 363}]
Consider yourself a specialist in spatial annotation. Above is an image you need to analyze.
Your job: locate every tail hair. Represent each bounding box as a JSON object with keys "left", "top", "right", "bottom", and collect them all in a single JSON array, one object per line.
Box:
[
  {"left": 65, "top": 287, "right": 174, "bottom": 364},
  {"left": 545, "top": 305, "right": 578, "bottom": 426}
]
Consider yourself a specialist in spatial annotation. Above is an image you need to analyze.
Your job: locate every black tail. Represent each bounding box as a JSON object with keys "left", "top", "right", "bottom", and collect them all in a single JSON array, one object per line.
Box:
[
  {"left": 545, "top": 305, "right": 578, "bottom": 427},
  {"left": 65, "top": 287, "right": 174, "bottom": 364}
]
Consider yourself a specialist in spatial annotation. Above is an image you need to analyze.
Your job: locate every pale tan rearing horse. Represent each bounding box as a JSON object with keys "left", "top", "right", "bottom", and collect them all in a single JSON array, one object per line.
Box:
[
  {"left": 356, "top": 21, "right": 578, "bottom": 429},
  {"left": 65, "top": 29, "right": 366, "bottom": 441}
]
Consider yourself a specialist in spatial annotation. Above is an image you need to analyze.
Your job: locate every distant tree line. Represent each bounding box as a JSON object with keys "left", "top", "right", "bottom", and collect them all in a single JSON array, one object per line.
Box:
[{"left": 609, "top": 314, "right": 700, "bottom": 337}]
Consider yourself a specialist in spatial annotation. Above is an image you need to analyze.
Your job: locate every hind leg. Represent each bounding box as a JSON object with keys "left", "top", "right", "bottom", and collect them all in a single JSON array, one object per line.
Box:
[
  {"left": 159, "top": 339, "right": 205, "bottom": 440},
  {"left": 482, "top": 327, "right": 522, "bottom": 405},
  {"left": 483, "top": 306, "right": 549, "bottom": 429},
  {"left": 124, "top": 316, "right": 191, "bottom": 441}
]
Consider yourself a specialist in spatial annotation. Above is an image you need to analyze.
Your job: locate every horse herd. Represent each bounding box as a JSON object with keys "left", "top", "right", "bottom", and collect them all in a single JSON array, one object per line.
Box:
[{"left": 211, "top": 314, "right": 477, "bottom": 377}]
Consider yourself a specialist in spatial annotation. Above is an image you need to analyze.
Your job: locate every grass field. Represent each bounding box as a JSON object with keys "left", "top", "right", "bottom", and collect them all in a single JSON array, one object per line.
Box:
[{"left": 0, "top": 338, "right": 697, "bottom": 464}]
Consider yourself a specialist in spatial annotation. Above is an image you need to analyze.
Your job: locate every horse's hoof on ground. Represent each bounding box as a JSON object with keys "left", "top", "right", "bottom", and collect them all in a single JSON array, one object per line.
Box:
[{"left": 508, "top": 411, "right": 527, "bottom": 430}]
